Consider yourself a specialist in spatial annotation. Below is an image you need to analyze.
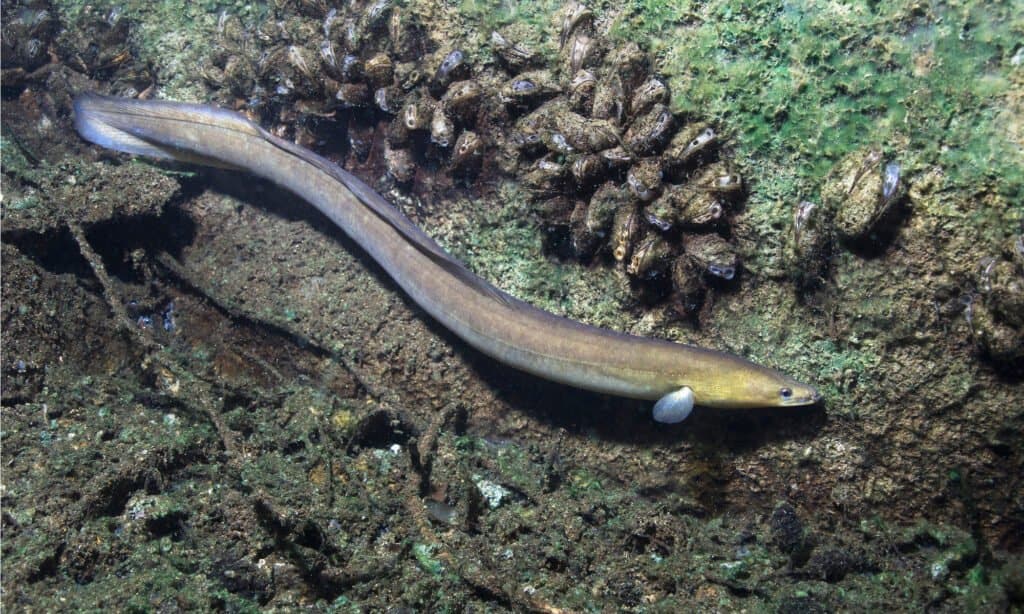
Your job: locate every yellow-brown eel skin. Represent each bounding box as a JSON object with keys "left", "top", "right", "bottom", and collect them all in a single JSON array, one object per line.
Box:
[{"left": 74, "top": 93, "right": 820, "bottom": 422}]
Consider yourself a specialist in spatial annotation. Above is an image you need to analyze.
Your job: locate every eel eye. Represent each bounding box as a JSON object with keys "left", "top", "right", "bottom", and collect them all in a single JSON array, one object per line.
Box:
[{"left": 779, "top": 387, "right": 793, "bottom": 400}]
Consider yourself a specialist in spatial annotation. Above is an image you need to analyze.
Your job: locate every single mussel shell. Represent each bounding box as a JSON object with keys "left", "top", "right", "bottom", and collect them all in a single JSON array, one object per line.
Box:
[
  {"left": 627, "top": 233, "right": 672, "bottom": 279},
  {"left": 611, "top": 203, "right": 642, "bottom": 262},
  {"left": 521, "top": 157, "right": 568, "bottom": 197},
  {"left": 790, "top": 200, "right": 831, "bottom": 259},
  {"left": 552, "top": 111, "right": 620, "bottom": 153},
  {"left": 626, "top": 158, "right": 663, "bottom": 201},
  {"left": 491, "top": 30, "right": 537, "bottom": 71},
  {"left": 692, "top": 162, "right": 743, "bottom": 196},
  {"left": 584, "top": 183, "right": 629, "bottom": 236},
  {"left": 287, "top": 44, "right": 317, "bottom": 80},
  {"left": 441, "top": 79, "right": 483, "bottom": 124},
  {"left": 543, "top": 131, "right": 576, "bottom": 155},
  {"left": 1009, "top": 234, "right": 1024, "bottom": 273},
  {"left": 501, "top": 70, "right": 560, "bottom": 108},
  {"left": 384, "top": 144, "right": 415, "bottom": 183},
  {"left": 560, "top": 2, "right": 594, "bottom": 48},
  {"left": 451, "top": 130, "right": 483, "bottom": 174},
  {"left": 663, "top": 123, "right": 718, "bottom": 176},
  {"left": 648, "top": 184, "right": 724, "bottom": 230},
  {"left": 375, "top": 85, "right": 405, "bottom": 114},
  {"left": 363, "top": 52, "right": 394, "bottom": 89},
  {"left": 826, "top": 148, "right": 904, "bottom": 241},
  {"left": 568, "top": 69, "right": 597, "bottom": 113},
  {"left": 591, "top": 72, "right": 625, "bottom": 124},
  {"left": 599, "top": 146, "right": 634, "bottom": 172},
  {"left": 337, "top": 54, "right": 363, "bottom": 82},
  {"left": 563, "top": 31, "right": 600, "bottom": 74},
  {"left": 431, "top": 49, "right": 470, "bottom": 94},
  {"left": 430, "top": 106, "right": 456, "bottom": 147},
  {"left": 980, "top": 258, "right": 1024, "bottom": 328},
  {"left": 671, "top": 256, "right": 707, "bottom": 316},
  {"left": 570, "top": 199, "right": 603, "bottom": 258},
  {"left": 684, "top": 234, "right": 738, "bottom": 281},
  {"left": 336, "top": 82, "right": 370, "bottom": 107},
  {"left": 624, "top": 104, "right": 675, "bottom": 155},
  {"left": 570, "top": 154, "right": 606, "bottom": 188},
  {"left": 508, "top": 129, "right": 545, "bottom": 155},
  {"left": 608, "top": 41, "right": 648, "bottom": 90},
  {"left": 630, "top": 77, "right": 669, "bottom": 117},
  {"left": 347, "top": 121, "right": 375, "bottom": 163},
  {"left": 401, "top": 97, "right": 434, "bottom": 131},
  {"left": 361, "top": 0, "right": 394, "bottom": 31},
  {"left": 319, "top": 39, "right": 340, "bottom": 73}
]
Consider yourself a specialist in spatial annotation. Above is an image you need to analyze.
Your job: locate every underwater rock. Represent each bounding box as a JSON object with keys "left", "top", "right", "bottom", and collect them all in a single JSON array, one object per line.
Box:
[
  {"left": 769, "top": 502, "right": 805, "bottom": 555},
  {"left": 805, "top": 547, "right": 864, "bottom": 583}
]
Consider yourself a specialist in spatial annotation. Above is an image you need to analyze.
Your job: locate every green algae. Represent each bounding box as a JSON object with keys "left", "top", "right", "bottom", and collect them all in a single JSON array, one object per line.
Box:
[
  {"left": 432, "top": 185, "right": 632, "bottom": 328},
  {"left": 458, "top": 0, "right": 563, "bottom": 50},
  {"left": 413, "top": 542, "right": 444, "bottom": 575},
  {"left": 611, "top": 0, "right": 1023, "bottom": 203}
]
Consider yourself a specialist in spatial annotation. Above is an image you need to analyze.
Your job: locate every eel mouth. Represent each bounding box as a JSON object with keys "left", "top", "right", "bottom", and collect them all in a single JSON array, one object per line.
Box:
[{"left": 781, "top": 388, "right": 822, "bottom": 407}]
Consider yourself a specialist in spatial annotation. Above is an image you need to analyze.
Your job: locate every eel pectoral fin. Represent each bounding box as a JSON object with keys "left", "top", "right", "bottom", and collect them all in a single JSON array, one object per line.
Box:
[{"left": 652, "top": 386, "right": 694, "bottom": 423}]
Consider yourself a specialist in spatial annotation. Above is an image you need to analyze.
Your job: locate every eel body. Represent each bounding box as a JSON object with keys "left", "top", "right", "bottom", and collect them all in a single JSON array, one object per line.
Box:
[{"left": 74, "top": 93, "right": 820, "bottom": 416}]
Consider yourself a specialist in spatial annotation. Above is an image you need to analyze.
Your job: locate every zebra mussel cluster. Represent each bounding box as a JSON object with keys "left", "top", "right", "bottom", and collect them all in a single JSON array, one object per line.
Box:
[
  {"left": 196, "top": 1, "right": 745, "bottom": 314},
  {"left": 495, "top": 3, "right": 744, "bottom": 314}
]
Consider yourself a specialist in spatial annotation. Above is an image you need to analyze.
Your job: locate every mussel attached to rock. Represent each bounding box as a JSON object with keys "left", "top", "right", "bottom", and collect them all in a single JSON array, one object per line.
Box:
[
  {"left": 685, "top": 234, "right": 739, "bottom": 282},
  {"left": 823, "top": 147, "right": 904, "bottom": 242},
  {"left": 968, "top": 250, "right": 1024, "bottom": 361},
  {"left": 190, "top": 0, "right": 761, "bottom": 320},
  {"left": 786, "top": 200, "right": 834, "bottom": 289}
]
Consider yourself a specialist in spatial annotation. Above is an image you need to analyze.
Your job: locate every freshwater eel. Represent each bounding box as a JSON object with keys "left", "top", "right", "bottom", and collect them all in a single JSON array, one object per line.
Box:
[{"left": 74, "top": 93, "right": 820, "bottom": 422}]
